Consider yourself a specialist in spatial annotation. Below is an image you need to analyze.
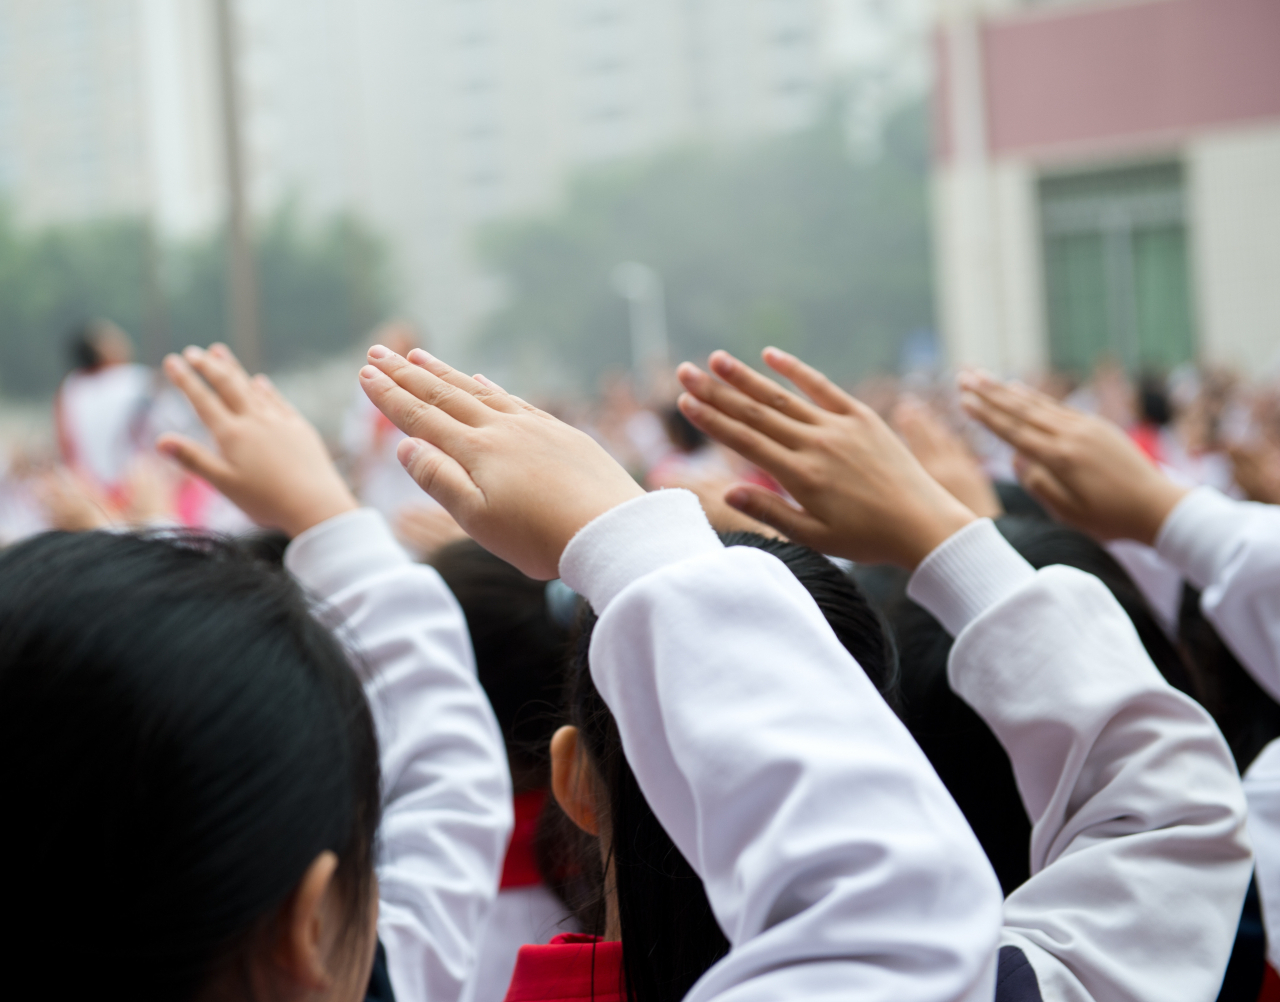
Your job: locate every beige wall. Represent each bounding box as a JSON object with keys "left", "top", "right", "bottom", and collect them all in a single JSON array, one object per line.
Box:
[
  {"left": 933, "top": 157, "right": 1045, "bottom": 374},
  {"left": 1188, "top": 122, "right": 1280, "bottom": 375}
]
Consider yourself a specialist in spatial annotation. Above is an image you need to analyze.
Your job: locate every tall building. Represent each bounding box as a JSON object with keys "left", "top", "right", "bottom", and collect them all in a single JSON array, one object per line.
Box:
[
  {"left": 238, "top": 0, "right": 834, "bottom": 351},
  {"left": 2, "top": 0, "right": 878, "bottom": 356},
  {"left": 932, "top": 0, "right": 1280, "bottom": 378},
  {"left": 0, "top": 0, "right": 220, "bottom": 234}
]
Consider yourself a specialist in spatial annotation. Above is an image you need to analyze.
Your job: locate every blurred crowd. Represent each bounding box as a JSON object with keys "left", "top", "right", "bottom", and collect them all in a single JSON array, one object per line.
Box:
[{"left": 10, "top": 315, "right": 1277, "bottom": 561}]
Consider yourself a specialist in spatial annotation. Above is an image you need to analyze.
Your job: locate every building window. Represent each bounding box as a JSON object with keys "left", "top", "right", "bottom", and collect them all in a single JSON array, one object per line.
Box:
[{"left": 1039, "top": 162, "right": 1195, "bottom": 376}]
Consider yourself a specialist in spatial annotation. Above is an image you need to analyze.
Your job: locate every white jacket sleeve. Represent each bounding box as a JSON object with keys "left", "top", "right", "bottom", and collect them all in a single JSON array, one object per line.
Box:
[
  {"left": 560, "top": 490, "right": 1004, "bottom": 1002},
  {"left": 1156, "top": 485, "right": 1280, "bottom": 702},
  {"left": 285, "top": 509, "right": 513, "bottom": 1002},
  {"left": 908, "top": 519, "right": 1253, "bottom": 1002}
]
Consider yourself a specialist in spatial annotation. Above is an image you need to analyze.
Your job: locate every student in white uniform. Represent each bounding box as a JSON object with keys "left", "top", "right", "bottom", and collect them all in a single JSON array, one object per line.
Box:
[
  {"left": 2, "top": 342, "right": 512, "bottom": 1002},
  {"left": 357, "top": 342, "right": 1248, "bottom": 1002},
  {"left": 959, "top": 368, "right": 1280, "bottom": 975},
  {"left": 666, "top": 347, "right": 1252, "bottom": 1002}
]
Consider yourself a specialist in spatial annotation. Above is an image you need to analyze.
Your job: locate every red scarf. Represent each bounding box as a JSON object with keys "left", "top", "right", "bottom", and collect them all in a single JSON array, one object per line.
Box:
[{"left": 502, "top": 934, "right": 624, "bottom": 1002}]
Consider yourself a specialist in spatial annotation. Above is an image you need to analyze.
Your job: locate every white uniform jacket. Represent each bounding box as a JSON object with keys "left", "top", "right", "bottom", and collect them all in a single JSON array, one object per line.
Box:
[
  {"left": 1155, "top": 486, "right": 1280, "bottom": 971},
  {"left": 909, "top": 517, "right": 1252, "bottom": 1002},
  {"left": 286, "top": 509, "right": 514, "bottom": 1002},
  {"left": 560, "top": 490, "right": 1006, "bottom": 1002}
]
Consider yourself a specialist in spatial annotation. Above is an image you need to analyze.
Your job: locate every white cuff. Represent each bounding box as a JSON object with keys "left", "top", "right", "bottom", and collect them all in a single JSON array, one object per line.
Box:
[
  {"left": 907, "top": 518, "right": 1037, "bottom": 637},
  {"left": 284, "top": 508, "right": 411, "bottom": 600},
  {"left": 1155, "top": 486, "right": 1241, "bottom": 592},
  {"left": 559, "top": 489, "right": 723, "bottom": 612}
]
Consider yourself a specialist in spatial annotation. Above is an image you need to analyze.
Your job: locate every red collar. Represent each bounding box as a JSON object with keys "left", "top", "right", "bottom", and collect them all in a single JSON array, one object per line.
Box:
[
  {"left": 502, "top": 934, "right": 625, "bottom": 1002},
  {"left": 501, "top": 789, "right": 548, "bottom": 890}
]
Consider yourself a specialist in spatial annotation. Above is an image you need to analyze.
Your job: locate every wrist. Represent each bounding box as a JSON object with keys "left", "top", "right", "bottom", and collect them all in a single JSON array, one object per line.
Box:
[
  {"left": 283, "top": 493, "right": 360, "bottom": 539},
  {"left": 1133, "top": 478, "right": 1191, "bottom": 547},
  {"left": 901, "top": 500, "right": 979, "bottom": 569}
]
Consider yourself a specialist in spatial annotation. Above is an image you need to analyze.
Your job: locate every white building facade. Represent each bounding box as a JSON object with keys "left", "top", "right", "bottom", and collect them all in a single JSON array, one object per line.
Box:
[{"left": 933, "top": 0, "right": 1280, "bottom": 378}]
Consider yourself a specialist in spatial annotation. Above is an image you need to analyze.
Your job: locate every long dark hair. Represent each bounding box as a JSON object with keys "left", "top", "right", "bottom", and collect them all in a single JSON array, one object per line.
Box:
[
  {"left": 539, "top": 532, "right": 900, "bottom": 1002},
  {"left": 0, "top": 530, "right": 381, "bottom": 1000}
]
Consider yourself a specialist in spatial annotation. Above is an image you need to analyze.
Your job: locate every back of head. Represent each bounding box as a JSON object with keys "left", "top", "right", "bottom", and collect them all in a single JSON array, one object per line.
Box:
[
  {"left": 0, "top": 530, "right": 380, "bottom": 1000},
  {"left": 66, "top": 320, "right": 104, "bottom": 371},
  {"left": 546, "top": 532, "right": 898, "bottom": 1002},
  {"left": 431, "top": 539, "right": 569, "bottom": 789}
]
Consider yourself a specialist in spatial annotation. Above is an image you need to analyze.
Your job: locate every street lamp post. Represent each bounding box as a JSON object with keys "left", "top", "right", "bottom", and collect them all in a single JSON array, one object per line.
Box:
[
  {"left": 213, "top": 0, "right": 262, "bottom": 372},
  {"left": 611, "top": 261, "right": 669, "bottom": 397}
]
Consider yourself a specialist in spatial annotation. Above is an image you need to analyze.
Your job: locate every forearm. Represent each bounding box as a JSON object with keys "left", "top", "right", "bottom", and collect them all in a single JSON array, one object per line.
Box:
[
  {"left": 909, "top": 519, "right": 1252, "bottom": 1002},
  {"left": 1156, "top": 486, "right": 1280, "bottom": 701},
  {"left": 562, "top": 491, "right": 1003, "bottom": 1002},
  {"left": 286, "top": 509, "right": 512, "bottom": 1002}
]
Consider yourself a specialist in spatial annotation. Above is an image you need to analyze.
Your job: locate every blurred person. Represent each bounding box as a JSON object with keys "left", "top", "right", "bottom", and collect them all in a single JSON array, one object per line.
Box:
[
  {"left": 644, "top": 405, "right": 732, "bottom": 490},
  {"left": 1130, "top": 373, "right": 1174, "bottom": 465},
  {"left": 430, "top": 541, "right": 576, "bottom": 1002},
  {"left": 358, "top": 341, "right": 1008, "bottom": 1002},
  {"left": 6, "top": 342, "right": 512, "bottom": 1002},
  {"left": 958, "top": 369, "right": 1280, "bottom": 976},
  {"left": 55, "top": 319, "right": 157, "bottom": 501},
  {"left": 522, "top": 531, "right": 900, "bottom": 1002},
  {"left": 152, "top": 343, "right": 512, "bottom": 1002},
  {"left": 592, "top": 372, "right": 668, "bottom": 478},
  {"left": 672, "top": 346, "right": 1251, "bottom": 1002}
]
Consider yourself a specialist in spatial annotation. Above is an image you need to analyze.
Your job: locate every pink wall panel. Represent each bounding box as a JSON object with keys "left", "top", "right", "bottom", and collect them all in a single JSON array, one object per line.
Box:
[{"left": 936, "top": 0, "right": 1280, "bottom": 161}]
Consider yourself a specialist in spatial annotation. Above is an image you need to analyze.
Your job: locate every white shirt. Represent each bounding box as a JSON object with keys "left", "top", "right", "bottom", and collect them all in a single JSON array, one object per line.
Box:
[{"left": 285, "top": 510, "right": 513, "bottom": 1002}]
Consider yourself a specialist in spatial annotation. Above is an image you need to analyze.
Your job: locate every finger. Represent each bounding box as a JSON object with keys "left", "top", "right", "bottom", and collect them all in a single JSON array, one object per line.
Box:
[
  {"left": 251, "top": 373, "right": 291, "bottom": 412},
  {"left": 396, "top": 438, "right": 483, "bottom": 514},
  {"left": 163, "top": 354, "right": 231, "bottom": 433},
  {"left": 677, "top": 392, "right": 794, "bottom": 473},
  {"left": 1013, "top": 455, "right": 1076, "bottom": 520},
  {"left": 360, "top": 364, "right": 473, "bottom": 453},
  {"left": 404, "top": 348, "right": 524, "bottom": 415},
  {"left": 187, "top": 344, "right": 253, "bottom": 414},
  {"left": 155, "top": 433, "right": 237, "bottom": 488},
  {"left": 723, "top": 484, "right": 825, "bottom": 545},
  {"left": 960, "top": 390, "right": 1058, "bottom": 459},
  {"left": 957, "top": 370, "right": 1064, "bottom": 436},
  {"left": 677, "top": 362, "right": 809, "bottom": 449},
  {"left": 366, "top": 346, "right": 495, "bottom": 425},
  {"left": 705, "top": 351, "right": 821, "bottom": 424},
  {"left": 761, "top": 347, "right": 856, "bottom": 415}
]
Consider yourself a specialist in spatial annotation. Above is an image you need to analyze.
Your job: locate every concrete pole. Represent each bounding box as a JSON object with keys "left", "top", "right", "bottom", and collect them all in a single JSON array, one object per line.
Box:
[
  {"left": 612, "top": 261, "right": 670, "bottom": 398},
  {"left": 213, "top": 0, "right": 262, "bottom": 371}
]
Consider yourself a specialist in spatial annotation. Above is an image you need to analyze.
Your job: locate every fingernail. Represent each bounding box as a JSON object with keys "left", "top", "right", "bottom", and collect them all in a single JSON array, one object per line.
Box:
[
  {"left": 679, "top": 393, "right": 700, "bottom": 413},
  {"left": 408, "top": 348, "right": 437, "bottom": 365},
  {"left": 368, "top": 344, "right": 389, "bottom": 359},
  {"left": 359, "top": 365, "right": 380, "bottom": 381},
  {"left": 397, "top": 438, "right": 424, "bottom": 468},
  {"left": 183, "top": 346, "right": 203, "bottom": 361}
]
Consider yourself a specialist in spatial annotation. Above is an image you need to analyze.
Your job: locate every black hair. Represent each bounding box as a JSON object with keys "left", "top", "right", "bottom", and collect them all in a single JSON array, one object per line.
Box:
[
  {"left": 1139, "top": 373, "right": 1173, "bottom": 426},
  {"left": 1178, "top": 584, "right": 1280, "bottom": 772},
  {"left": 430, "top": 539, "right": 569, "bottom": 790},
  {"left": 660, "top": 405, "right": 707, "bottom": 454},
  {"left": 540, "top": 532, "right": 899, "bottom": 1002},
  {"left": 0, "top": 530, "right": 381, "bottom": 1001},
  {"left": 67, "top": 320, "right": 105, "bottom": 371},
  {"left": 868, "top": 515, "right": 1199, "bottom": 894}
]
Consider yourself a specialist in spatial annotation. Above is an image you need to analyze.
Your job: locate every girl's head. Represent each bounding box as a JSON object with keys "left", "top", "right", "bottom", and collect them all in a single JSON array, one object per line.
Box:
[
  {"left": 542, "top": 532, "right": 899, "bottom": 1002},
  {"left": 0, "top": 531, "right": 381, "bottom": 1001}
]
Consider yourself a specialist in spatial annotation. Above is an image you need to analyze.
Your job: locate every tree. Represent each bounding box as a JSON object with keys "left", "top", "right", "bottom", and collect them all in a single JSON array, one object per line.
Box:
[
  {"left": 0, "top": 203, "right": 394, "bottom": 399},
  {"left": 475, "top": 101, "right": 935, "bottom": 394}
]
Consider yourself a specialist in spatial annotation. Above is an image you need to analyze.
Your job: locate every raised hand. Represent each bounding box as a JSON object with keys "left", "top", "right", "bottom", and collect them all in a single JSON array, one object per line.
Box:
[
  {"left": 358, "top": 345, "right": 644, "bottom": 579},
  {"left": 958, "top": 370, "right": 1188, "bottom": 545},
  {"left": 890, "top": 397, "right": 1003, "bottom": 519},
  {"left": 156, "top": 344, "right": 358, "bottom": 537},
  {"left": 676, "top": 348, "right": 977, "bottom": 568}
]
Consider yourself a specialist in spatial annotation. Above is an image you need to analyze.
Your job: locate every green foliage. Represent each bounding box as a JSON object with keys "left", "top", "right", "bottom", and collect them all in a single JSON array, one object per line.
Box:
[
  {"left": 0, "top": 203, "right": 394, "bottom": 399},
  {"left": 476, "top": 101, "right": 935, "bottom": 394}
]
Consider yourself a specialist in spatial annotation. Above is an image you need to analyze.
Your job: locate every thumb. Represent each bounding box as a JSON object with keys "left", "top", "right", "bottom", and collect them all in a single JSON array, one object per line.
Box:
[
  {"left": 724, "top": 484, "right": 823, "bottom": 545},
  {"left": 398, "top": 438, "right": 482, "bottom": 515},
  {"left": 1014, "top": 455, "right": 1075, "bottom": 521},
  {"left": 156, "top": 434, "right": 235, "bottom": 489}
]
